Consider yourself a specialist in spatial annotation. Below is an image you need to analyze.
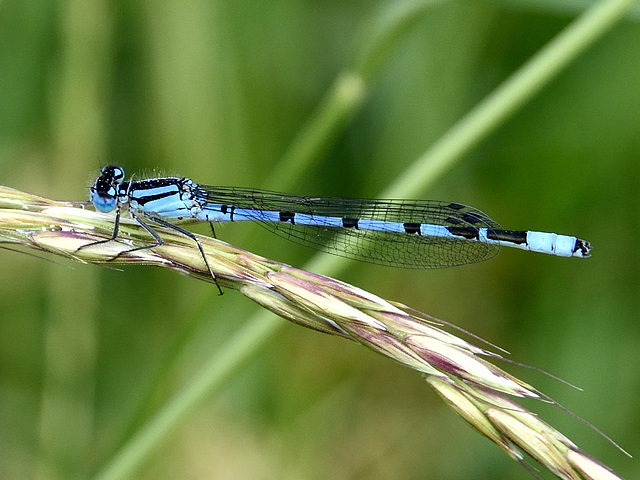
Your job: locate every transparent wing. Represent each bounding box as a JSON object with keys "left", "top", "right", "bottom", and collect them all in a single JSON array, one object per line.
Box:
[{"left": 196, "top": 186, "right": 502, "bottom": 268}]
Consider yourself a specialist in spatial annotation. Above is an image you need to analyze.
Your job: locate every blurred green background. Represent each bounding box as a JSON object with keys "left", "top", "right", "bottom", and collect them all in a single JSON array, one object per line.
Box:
[{"left": 1, "top": 1, "right": 639, "bottom": 479}]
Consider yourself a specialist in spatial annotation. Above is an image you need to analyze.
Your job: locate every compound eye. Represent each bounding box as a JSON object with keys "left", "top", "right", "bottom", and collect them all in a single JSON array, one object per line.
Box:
[
  {"left": 112, "top": 166, "right": 125, "bottom": 184},
  {"left": 90, "top": 189, "right": 117, "bottom": 213},
  {"left": 102, "top": 165, "right": 125, "bottom": 184}
]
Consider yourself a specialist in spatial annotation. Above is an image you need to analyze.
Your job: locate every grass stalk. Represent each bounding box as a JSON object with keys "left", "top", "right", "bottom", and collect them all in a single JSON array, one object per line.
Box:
[{"left": 0, "top": 186, "right": 628, "bottom": 480}]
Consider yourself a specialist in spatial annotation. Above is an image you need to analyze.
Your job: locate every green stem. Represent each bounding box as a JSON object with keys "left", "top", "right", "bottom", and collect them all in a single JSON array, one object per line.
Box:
[{"left": 381, "top": 0, "right": 640, "bottom": 200}]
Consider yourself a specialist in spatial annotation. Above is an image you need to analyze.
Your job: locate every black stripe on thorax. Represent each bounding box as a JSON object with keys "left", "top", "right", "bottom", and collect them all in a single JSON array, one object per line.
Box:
[
  {"left": 129, "top": 179, "right": 182, "bottom": 206},
  {"left": 131, "top": 190, "right": 178, "bottom": 206}
]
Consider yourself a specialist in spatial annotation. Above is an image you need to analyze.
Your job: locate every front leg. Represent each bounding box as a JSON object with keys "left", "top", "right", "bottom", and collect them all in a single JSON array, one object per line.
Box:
[
  {"left": 76, "top": 206, "right": 123, "bottom": 252},
  {"left": 147, "top": 216, "right": 222, "bottom": 294}
]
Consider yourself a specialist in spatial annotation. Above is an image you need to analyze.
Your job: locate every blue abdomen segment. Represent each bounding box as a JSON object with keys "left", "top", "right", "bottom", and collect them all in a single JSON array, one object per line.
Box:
[{"left": 522, "top": 231, "right": 585, "bottom": 257}]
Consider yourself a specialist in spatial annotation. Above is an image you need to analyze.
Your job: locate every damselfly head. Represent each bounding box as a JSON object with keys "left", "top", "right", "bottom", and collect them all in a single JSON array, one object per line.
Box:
[{"left": 90, "top": 165, "right": 126, "bottom": 213}]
